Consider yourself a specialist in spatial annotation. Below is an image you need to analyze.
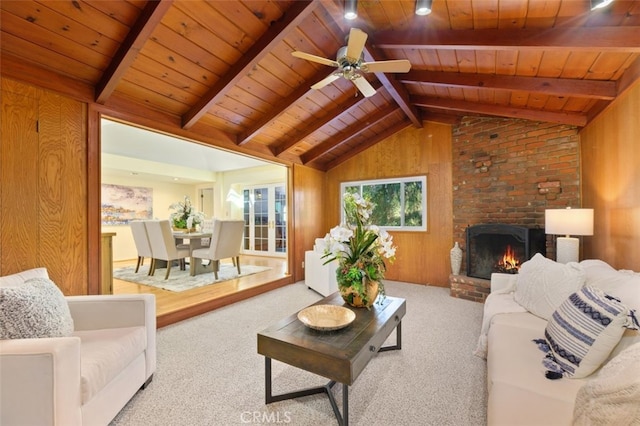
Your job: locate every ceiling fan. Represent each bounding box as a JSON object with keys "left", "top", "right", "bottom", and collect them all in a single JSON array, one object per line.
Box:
[{"left": 291, "top": 28, "right": 411, "bottom": 98}]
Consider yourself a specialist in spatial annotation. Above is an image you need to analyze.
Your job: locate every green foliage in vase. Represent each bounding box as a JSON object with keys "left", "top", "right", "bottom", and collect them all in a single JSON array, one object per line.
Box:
[
  {"left": 322, "top": 193, "right": 397, "bottom": 305},
  {"left": 169, "top": 196, "right": 205, "bottom": 229}
]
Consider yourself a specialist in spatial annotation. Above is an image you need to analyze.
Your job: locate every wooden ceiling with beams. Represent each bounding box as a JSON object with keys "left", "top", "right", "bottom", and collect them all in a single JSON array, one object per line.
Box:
[{"left": 2, "top": 0, "right": 640, "bottom": 171}]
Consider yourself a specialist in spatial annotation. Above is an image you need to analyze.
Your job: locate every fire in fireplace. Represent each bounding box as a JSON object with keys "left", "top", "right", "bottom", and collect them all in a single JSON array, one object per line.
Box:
[{"left": 466, "top": 224, "right": 546, "bottom": 280}]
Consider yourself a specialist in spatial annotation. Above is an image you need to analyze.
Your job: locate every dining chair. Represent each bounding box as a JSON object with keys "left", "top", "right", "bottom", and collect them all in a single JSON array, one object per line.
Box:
[
  {"left": 190, "top": 219, "right": 244, "bottom": 278},
  {"left": 145, "top": 220, "right": 190, "bottom": 280},
  {"left": 130, "top": 220, "right": 154, "bottom": 274}
]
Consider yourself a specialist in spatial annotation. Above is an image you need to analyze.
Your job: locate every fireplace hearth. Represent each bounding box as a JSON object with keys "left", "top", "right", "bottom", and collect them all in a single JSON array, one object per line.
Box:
[{"left": 465, "top": 224, "right": 546, "bottom": 280}]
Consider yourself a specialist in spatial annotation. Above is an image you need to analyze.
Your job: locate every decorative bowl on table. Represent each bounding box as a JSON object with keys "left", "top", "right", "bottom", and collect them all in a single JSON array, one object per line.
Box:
[{"left": 297, "top": 305, "right": 356, "bottom": 331}]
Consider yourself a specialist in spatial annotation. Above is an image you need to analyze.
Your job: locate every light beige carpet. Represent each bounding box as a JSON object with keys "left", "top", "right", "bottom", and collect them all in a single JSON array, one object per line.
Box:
[{"left": 110, "top": 280, "right": 487, "bottom": 425}]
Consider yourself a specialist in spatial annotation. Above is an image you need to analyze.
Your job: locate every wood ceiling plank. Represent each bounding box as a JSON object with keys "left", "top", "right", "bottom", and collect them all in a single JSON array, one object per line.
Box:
[
  {"left": 116, "top": 79, "right": 189, "bottom": 112},
  {"left": 524, "top": 0, "right": 561, "bottom": 28},
  {"left": 161, "top": 6, "right": 241, "bottom": 64},
  {"left": 301, "top": 105, "right": 399, "bottom": 164},
  {"left": 2, "top": 1, "right": 119, "bottom": 56},
  {"left": 34, "top": 0, "right": 131, "bottom": 41},
  {"left": 176, "top": 1, "right": 255, "bottom": 52},
  {"left": 150, "top": 23, "right": 229, "bottom": 76},
  {"left": 472, "top": 0, "right": 499, "bottom": 29},
  {"left": 122, "top": 67, "right": 199, "bottom": 105},
  {"left": 130, "top": 55, "right": 209, "bottom": 97},
  {"left": 88, "top": 0, "right": 143, "bottom": 25},
  {"left": 182, "top": 1, "right": 317, "bottom": 129},
  {"left": 1, "top": 10, "right": 111, "bottom": 69},
  {"left": 0, "top": 32, "right": 101, "bottom": 83},
  {"left": 586, "top": 52, "right": 637, "bottom": 80},
  {"left": 475, "top": 50, "right": 496, "bottom": 74},
  {"left": 515, "top": 50, "right": 543, "bottom": 77},
  {"left": 538, "top": 51, "right": 571, "bottom": 78},
  {"left": 237, "top": 69, "right": 333, "bottom": 145},
  {"left": 400, "top": 70, "right": 617, "bottom": 100},
  {"left": 137, "top": 41, "right": 219, "bottom": 88},
  {"left": 373, "top": 27, "right": 640, "bottom": 52},
  {"left": 446, "top": 0, "right": 474, "bottom": 30},
  {"left": 96, "top": 0, "right": 172, "bottom": 103},
  {"left": 497, "top": 0, "right": 528, "bottom": 29},
  {"left": 495, "top": 50, "right": 518, "bottom": 75},
  {"left": 456, "top": 49, "right": 477, "bottom": 73},
  {"left": 411, "top": 95, "right": 587, "bottom": 126},
  {"left": 560, "top": 51, "right": 600, "bottom": 79}
]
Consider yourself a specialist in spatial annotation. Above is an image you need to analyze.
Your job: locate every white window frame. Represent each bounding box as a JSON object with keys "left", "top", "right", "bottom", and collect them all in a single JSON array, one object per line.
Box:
[{"left": 340, "top": 176, "right": 427, "bottom": 232}]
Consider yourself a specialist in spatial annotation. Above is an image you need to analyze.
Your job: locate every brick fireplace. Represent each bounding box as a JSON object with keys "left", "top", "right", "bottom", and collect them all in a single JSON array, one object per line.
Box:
[{"left": 450, "top": 117, "right": 581, "bottom": 303}]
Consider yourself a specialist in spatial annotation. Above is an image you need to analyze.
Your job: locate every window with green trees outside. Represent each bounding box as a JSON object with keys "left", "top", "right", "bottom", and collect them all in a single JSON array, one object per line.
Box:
[{"left": 341, "top": 176, "right": 427, "bottom": 231}]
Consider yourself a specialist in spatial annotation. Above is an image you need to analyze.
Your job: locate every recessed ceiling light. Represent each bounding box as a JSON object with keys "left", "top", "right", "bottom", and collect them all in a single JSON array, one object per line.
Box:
[
  {"left": 344, "top": 0, "right": 357, "bottom": 20},
  {"left": 415, "top": 0, "right": 432, "bottom": 15}
]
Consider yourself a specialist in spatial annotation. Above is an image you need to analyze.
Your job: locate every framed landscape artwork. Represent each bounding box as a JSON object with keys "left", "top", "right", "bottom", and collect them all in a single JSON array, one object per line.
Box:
[{"left": 101, "top": 184, "right": 153, "bottom": 225}]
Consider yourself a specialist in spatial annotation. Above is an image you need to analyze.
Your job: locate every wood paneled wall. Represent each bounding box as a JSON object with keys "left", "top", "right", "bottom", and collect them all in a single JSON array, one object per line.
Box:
[
  {"left": 580, "top": 80, "right": 640, "bottom": 271},
  {"left": 291, "top": 163, "right": 326, "bottom": 281},
  {"left": 325, "top": 122, "right": 454, "bottom": 287},
  {"left": 1, "top": 78, "right": 88, "bottom": 295}
]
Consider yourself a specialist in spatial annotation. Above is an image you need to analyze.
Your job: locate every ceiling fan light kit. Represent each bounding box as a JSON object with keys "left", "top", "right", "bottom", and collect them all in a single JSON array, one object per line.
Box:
[
  {"left": 344, "top": 0, "right": 358, "bottom": 20},
  {"left": 415, "top": 0, "right": 433, "bottom": 15},
  {"left": 292, "top": 28, "right": 411, "bottom": 98}
]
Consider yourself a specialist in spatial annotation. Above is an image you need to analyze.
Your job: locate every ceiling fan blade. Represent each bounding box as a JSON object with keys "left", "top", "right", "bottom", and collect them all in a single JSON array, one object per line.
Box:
[
  {"left": 361, "top": 59, "right": 412, "bottom": 73},
  {"left": 352, "top": 76, "right": 376, "bottom": 97},
  {"left": 311, "top": 73, "right": 341, "bottom": 90},
  {"left": 346, "top": 28, "right": 368, "bottom": 61},
  {"left": 292, "top": 51, "right": 339, "bottom": 67}
]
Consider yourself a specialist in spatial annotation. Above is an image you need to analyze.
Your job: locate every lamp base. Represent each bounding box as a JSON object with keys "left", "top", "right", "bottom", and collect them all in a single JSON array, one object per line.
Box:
[{"left": 556, "top": 237, "right": 579, "bottom": 264}]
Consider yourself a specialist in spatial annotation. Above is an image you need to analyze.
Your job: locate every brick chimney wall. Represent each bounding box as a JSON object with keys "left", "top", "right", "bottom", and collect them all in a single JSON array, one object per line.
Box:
[{"left": 450, "top": 117, "right": 581, "bottom": 301}]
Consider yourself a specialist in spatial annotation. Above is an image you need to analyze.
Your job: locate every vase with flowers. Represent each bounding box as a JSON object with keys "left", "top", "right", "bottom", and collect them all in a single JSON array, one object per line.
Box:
[
  {"left": 322, "top": 193, "right": 397, "bottom": 308},
  {"left": 169, "top": 196, "right": 205, "bottom": 233}
]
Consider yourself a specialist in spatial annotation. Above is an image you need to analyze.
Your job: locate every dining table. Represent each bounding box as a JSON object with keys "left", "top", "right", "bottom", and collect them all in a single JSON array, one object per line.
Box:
[{"left": 172, "top": 231, "right": 212, "bottom": 255}]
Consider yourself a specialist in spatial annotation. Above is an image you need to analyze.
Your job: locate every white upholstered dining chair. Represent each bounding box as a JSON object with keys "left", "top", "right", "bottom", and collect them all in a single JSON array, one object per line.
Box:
[
  {"left": 145, "top": 220, "right": 190, "bottom": 280},
  {"left": 130, "top": 220, "right": 154, "bottom": 274},
  {"left": 190, "top": 219, "right": 244, "bottom": 279}
]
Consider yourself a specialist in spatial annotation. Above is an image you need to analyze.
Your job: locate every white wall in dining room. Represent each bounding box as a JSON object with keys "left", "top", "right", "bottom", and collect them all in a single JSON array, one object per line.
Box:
[{"left": 101, "top": 172, "right": 206, "bottom": 261}]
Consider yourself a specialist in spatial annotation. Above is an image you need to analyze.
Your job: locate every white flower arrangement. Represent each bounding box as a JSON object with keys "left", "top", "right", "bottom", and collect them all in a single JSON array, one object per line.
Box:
[
  {"left": 169, "top": 196, "right": 205, "bottom": 229},
  {"left": 322, "top": 193, "right": 396, "bottom": 305}
]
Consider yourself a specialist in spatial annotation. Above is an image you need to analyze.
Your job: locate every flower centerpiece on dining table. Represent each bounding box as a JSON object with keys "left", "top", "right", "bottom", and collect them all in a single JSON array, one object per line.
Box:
[
  {"left": 169, "top": 196, "right": 205, "bottom": 232},
  {"left": 322, "top": 193, "right": 397, "bottom": 308}
]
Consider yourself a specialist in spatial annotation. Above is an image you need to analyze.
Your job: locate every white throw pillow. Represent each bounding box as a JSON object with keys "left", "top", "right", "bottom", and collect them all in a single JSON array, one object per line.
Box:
[
  {"left": 544, "top": 286, "right": 638, "bottom": 379},
  {"left": 0, "top": 277, "right": 74, "bottom": 339},
  {"left": 572, "top": 342, "right": 640, "bottom": 425},
  {"left": 514, "top": 253, "right": 586, "bottom": 320},
  {"left": 580, "top": 259, "right": 640, "bottom": 359}
]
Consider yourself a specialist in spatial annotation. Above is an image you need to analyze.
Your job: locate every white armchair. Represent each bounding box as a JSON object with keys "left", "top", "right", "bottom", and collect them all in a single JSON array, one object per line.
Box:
[
  {"left": 304, "top": 238, "right": 338, "bottom": 296},
  {"left": 0, "top": 268, "right": 156, "bottom": 426}
]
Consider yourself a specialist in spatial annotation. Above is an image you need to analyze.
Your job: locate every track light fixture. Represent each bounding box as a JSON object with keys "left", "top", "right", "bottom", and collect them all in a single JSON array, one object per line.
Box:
[
  {"left": 415, "top": 0, "right": 433, "bottom": 15},
  {"left": 590, "top": 0, "right": 614, "bottom": 10},
  {"left": 344, "top": 0, "right": 358, "bottom": 20}
]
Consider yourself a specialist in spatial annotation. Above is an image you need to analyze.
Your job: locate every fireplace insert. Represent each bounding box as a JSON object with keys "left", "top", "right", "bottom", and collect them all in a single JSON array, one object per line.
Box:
[{"left": 465, "top": 224, "right": 546, "bottom": 280}]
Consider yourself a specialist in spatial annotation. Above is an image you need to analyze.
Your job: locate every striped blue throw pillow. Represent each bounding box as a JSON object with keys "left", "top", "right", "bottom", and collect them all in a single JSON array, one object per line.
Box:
[{"left": 544, "top": 285, "right": 638, "bottom": 379}]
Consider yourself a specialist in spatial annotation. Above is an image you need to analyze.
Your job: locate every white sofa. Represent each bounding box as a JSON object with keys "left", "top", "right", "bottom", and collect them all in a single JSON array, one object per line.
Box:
[
  {"left": 0, "top": 268, "right": 156, "bottom": 426},
  {"left": 304, "top": 238, "right": 338, "bottom": 296},
  {"left": 478, "top": 257, "right": 640, "bottom": 425}
]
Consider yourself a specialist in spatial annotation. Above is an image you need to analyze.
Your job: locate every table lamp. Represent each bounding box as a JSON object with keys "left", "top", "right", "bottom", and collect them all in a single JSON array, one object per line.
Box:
[{"left": 545, "top": 207, "right": 594, "bottom": 264}]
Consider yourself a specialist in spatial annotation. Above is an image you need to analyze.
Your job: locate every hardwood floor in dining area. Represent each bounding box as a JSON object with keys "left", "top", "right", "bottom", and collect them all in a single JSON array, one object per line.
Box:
[{"left": 112, "top": 255, "right": 291, "bottom": 327}]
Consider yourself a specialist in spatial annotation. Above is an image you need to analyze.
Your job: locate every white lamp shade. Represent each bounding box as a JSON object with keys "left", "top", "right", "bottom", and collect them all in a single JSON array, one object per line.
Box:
[{"left": 545, "top": 208, "right": 594, "bottom": 236}]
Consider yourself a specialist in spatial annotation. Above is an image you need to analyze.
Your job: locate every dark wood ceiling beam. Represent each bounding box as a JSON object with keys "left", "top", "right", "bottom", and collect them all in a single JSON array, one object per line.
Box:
[
  {"left": 95, "top": 0, "right": 173, "bottom": 103},
  {"left": 373, "top": 27, "right": 640, "bottom": 52},
  {"left": 182, "top": 1, "right": 317, "bottom": 130},
  {"left": 273, "top": 81, "right": 383, "bottom": 157},
  {"left": 401, "top": 70, "right": 617, "bottom": 100},
  {"left": 324, "top": 120, "right": 411, "bottom": 170},
  {"left": 237, "top": 69, "right": 335, "bottom": 146},
  {"left": 301, "top": 105, "right": 399, "bottom": 164},
  {"left": 362, "top": 45, "right": 422, "bottom": 128},
  {"left": 411, "top": 96, "right": 587, "bottom": 127}
]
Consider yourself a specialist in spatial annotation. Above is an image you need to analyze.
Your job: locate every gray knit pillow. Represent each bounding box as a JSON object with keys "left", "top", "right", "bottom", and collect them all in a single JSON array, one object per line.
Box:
[{"left": 0, "top": 277, "right": 74, "bottom": 339}]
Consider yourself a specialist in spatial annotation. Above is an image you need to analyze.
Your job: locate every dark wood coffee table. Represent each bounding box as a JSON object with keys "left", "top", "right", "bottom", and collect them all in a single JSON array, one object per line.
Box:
[{"left": 257, "top": 292, "right": 406, "bottom": 426}]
